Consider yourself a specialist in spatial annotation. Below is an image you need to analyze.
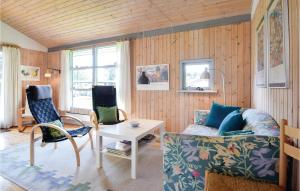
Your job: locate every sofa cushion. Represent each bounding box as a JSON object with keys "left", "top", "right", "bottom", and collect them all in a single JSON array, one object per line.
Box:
[
  {"left": 218, "top": 110, "right": 246, "bottom": 135},
  {"left": 183, "top": 124, "right": 218, "bottom": 136},
  {"left": 205, "top": 102, "right": 240, "bottom": 128},
  {"left": 242, "top": 109, "right": 280, "bottom": 136}
]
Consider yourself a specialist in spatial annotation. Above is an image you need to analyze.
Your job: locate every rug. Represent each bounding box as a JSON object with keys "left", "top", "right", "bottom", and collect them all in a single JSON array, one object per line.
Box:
[{"left": 0, "top": 136, "right": 163, "bottom": 191}]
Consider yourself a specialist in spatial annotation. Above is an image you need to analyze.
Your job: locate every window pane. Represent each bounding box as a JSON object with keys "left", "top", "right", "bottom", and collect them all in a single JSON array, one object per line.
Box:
[
  {"left": 72, "top": 90, "right": 92, "bottom": 109},
  {"left": 72, "top": 82, "right": 92, "bottom": 90},
  {"left": 97, "top": 46, "right": 117, "bottom": 66},
  {"left": 185, "top": 64, "right": 210, "bottom": 88},
  {"left": 96, "top": 68, "right": 115, "bottom": 83},
  {"left": 73, "top": 49, "right": 93, "bottom": 68},
  {"left": 73, "top": 69, "right": 93, "bottom": 82}
]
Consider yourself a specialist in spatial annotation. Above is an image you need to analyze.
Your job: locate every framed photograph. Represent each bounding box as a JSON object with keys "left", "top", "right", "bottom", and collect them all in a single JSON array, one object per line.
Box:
[
  {"left": 136, "top": 64, "right": 169, "bottom": 91},
  {"left": 20, "top": 65, "right": 40, "bottom": 81},
  {"left": 255, "top": 16, "right": 267, "bottom": 87},
  {"left": 267, "top": 0, "right": 289, "bottom": 88}
]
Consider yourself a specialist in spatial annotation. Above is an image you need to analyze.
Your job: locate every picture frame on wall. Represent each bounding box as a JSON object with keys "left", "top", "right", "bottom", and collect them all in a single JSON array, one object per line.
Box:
[
  {"left": 136, "top": 64, "right": 169, "bottom": 91},
  {"left": 20, "top": 65, "right": 40, "bottom": 81},
  {"left": 255, "top": 15, "right": 267, "bottom": 88},
  {"left": 267, "top": 0, "right": 289, "bottom": 88}
]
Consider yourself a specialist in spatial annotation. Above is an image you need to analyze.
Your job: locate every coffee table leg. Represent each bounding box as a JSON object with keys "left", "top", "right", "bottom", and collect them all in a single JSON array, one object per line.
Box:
[
  {"left": 131, "top": 140, "right": 137, "bottom": 179},
  {"left": 96, "top": 135, "right": 103, "bottom": 168}
]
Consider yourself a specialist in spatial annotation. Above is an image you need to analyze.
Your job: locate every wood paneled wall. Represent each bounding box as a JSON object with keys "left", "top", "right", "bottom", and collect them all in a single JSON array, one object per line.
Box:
[
  {"left": 251, "top": 0, "right": 299, "bottom": 128},
  {"left": 20, "top": 48, "right": 50, "bottom": 106},
  {"left": 131, "top": 22, "right": 251, "bottom": 132},
  {"left": 20, "top": 49, "right": 60, "bottom": 107},
  {"left": 47, "top": 51, "right": 61, "bottom": 107},
  {"left": 251, "top": 1, "right": 299, "bottom": 189}
]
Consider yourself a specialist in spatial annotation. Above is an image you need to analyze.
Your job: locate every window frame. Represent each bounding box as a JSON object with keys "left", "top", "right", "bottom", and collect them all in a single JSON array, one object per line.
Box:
[
  {"left": 70, "top": 44, "right": 117, "bottom": 113},
  {"left": 179, "top": 59, "right": 215, "bottom": 91}
]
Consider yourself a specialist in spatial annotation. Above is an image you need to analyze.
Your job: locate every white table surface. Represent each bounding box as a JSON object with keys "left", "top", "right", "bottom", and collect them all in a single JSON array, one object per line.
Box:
[{"left": 96, "top": 119, "right": 165, "bottom": 179}]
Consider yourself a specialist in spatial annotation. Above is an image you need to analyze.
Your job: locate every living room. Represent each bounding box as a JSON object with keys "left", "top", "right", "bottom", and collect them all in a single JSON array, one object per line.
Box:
[{"left": 0, "top": 0, "right": 299, "bottom": 190}]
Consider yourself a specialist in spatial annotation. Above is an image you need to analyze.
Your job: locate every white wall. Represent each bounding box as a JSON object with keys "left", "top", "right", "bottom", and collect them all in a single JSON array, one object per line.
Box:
[{"left": 0, "top": 21, "right": 47, "bottom": 52}]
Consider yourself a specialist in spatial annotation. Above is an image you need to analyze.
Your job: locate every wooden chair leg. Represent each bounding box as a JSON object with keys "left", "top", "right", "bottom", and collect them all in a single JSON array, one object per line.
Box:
[
  {"left": 68, "top": 137, "right": 80, "bottom": 167},
  {"left": 30, "top": 130, "right": 35, "bottom": 166},
  {"left": 88, "top": 131, "right": 94, "bottom": 149}
]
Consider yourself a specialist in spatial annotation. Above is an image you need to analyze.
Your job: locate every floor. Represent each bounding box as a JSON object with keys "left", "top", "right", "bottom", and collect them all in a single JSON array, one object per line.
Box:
[
  {"left": 0, "top": 127, "right": 34, "bottom": 191},
  {"left": 0, "top": 125, "right": 161, "bottom": 191}
]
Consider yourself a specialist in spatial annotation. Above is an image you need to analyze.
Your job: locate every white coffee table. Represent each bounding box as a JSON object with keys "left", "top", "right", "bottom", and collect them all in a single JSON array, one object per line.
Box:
[{"left": 96, "top": 119, "right": 165, "bottom": 179}]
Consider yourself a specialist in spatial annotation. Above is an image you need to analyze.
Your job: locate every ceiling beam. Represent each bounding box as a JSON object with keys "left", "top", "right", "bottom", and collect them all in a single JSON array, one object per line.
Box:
[{"left": 48, "top": 14, "right": 250, "bottom": 52}]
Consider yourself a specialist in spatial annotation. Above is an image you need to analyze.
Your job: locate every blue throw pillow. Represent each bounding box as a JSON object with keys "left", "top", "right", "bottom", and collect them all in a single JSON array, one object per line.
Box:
[
  {"left": 205, "top": 102, "right": 240, "bottom": 128},
  {"left": 218, "top": 110, "right": 246, "bottom": 136}
]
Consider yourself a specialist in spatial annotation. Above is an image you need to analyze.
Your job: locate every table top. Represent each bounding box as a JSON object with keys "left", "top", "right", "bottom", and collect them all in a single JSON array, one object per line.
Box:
[{"left": 97, "top": 119, "right": 164, "bottom": 141}]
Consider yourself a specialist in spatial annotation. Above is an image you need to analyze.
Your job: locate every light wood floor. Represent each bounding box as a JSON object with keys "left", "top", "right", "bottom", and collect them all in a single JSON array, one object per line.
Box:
[
  {"left": 0, "top": 125, "right": 161, "bottom": 191},
  {"left": 0, "top": 127, "right": 34, "bottom": 191}
]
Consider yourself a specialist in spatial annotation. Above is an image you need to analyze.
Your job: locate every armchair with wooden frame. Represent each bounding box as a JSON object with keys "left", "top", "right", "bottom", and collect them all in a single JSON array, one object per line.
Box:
[
  {"left": 204, "top": 119, "right": 300, "bottom": 191},
  {"left": 90, "top": 86, "right": 128, "bottom": 130},
  {"left": 27, "top": 85, "right": 94, "bottom": 167}
]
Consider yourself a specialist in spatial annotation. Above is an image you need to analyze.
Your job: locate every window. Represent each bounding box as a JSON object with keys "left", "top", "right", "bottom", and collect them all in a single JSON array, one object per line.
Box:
[
  {"left": 180, "top": 59, "right": 214, "bottom": 91},
  {"left": 71, "top": 45, "right": 117, "bottom": 113}
]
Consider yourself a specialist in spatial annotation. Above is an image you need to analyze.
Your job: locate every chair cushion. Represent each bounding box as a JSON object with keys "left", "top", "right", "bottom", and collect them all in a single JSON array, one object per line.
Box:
[
  {"left": 48, "top": 120, "right": 65, "bottom": 139},
  {"left": 44, "top": 126, "right": 92, "bottom": 143},
  {"left": 27, "top": 85, "right": 52, "bottom": 100},
  {"left": 97, "top": 106, "right": 118, "bottom": 124},
  {"left": 205, "top": 172, "right": 280, "bottom": 191},
  {"left": 218, "top": 110, "right": 245, "bottom": 135},
  {"left": 182, "top": 124, "right": 218, "bottom": 136},
  {"left": 205, "top": 102, "right": 240, "bottom": 129}
]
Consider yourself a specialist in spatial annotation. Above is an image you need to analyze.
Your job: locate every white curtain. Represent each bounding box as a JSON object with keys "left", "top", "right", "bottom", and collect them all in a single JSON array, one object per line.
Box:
[
  {"left": 116, "top": 41, "right": 131, "bottom": 114},
  {"left": 0, "top": 46, "right": 21, "bottom": 128},
  {"left": 59, "top": 50, "right": 71, "bottom": 112}
]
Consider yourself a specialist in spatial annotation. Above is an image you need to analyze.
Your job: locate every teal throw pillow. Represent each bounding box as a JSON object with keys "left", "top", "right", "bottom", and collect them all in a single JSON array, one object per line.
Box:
[
  {"left": 205, "top": 102, "right": 240, "bottom": 128},
  {"left": 97, "top": 106, "right": 118, "bottom": 124},
  {"left": 48, "top": 120, "right": 65, "bottom": 138},
  {"left": 223, "top": 130, "right": 254, "bottom": 136},
  {"left": 218, "top": 110, "right": 246, "bottom": 136}
]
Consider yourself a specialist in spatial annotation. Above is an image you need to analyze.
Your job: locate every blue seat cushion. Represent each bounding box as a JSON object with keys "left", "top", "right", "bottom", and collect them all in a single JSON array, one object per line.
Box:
[
  {"left": 218, "top": 110, "right": 246, "bottom": 136},
  {"left": 205, "top": 102, "right": 240, "bottom": 128},
  {"left": 44, "top": 126, "right": 92, "bottom": 143}
]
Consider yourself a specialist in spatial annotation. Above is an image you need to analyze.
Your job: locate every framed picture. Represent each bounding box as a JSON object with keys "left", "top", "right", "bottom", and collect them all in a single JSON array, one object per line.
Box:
[
  {"left": 255, "top": 15, "right": 267, "bottom": 87},
  {"left": 267, "top": 0, "right": 289, "bottom": 88},
  {"left": 20, "top": 65, "right": 40, "bottom": 81},
  {"left": 136, "top": 64, "right": 169, "bottom": 91}
]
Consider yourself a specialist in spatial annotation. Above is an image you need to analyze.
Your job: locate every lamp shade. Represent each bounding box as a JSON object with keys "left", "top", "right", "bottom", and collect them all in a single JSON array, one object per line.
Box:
[
  {"left": 200, "top": 68, "right": 210, "bottom": 80},
  {"left": 44, "top": 70, "right": 51, "bottom": 78}
]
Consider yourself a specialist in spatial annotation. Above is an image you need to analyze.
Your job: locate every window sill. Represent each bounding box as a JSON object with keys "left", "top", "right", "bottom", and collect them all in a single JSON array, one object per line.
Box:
[{"left": 177, "top": 90, "right": 218, "bottom": 93}]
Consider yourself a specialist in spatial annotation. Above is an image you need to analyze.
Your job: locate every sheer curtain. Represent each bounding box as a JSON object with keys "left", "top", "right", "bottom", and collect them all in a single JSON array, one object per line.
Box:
[
  {"left": 59, "top": 50, "right": 72, "bottom": 112},
  {"left": 0, "top": 46, "right": 21, "bottom": 128},
  {"left": 116, "top": 41, "right": 131, "bottom": 115}
]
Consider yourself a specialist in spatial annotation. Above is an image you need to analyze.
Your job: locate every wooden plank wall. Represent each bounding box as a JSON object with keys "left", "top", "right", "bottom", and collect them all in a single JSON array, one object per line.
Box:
[
  {"left": 47, "top": 51, "right": 61, "bottom": 107},
  {"left": 251, "top": 1, "right": 299, "bottom": 189},
  {"left": 20, "top": 48, "right": 50, "bottom": 107},
  {"left": 251, "top": 0, "right": 299, "bottom": 128},
  {"left": 131, "top": 21, "right": 251, "bottom": 132},
  {"left": 20, "top": 49, "right": 60, "bottom": 108}
]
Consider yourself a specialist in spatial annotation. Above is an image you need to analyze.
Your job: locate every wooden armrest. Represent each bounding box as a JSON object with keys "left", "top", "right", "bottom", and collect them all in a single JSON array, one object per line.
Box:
[
  {"left": 118, "top": 108, "right": 128, "bottom": 121},
  {"left": 31, "top": 123, "right": 71, "bottom": 138},
  {"left": 89, "top": 111, "right": 99, "bottom": 130},
  {"left": 60, "top": 115, "right": 85, "bottom": 126}
]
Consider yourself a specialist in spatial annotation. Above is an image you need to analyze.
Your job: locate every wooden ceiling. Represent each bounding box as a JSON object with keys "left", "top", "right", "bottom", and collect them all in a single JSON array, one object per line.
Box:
[{"left": 1, "top": 0, "right": 252, "bottom": 48}]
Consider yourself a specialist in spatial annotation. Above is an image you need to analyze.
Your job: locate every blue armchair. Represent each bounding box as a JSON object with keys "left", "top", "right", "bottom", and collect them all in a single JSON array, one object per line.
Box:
[{"left": 27, "top": 85, "right": 93, "bottom": 167}]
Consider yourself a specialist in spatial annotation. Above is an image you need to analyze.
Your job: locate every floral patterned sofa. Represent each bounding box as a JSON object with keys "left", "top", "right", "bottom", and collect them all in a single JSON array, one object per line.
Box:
[{"left": 163, "top": 109, "right": 280, "bottom": 191}]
